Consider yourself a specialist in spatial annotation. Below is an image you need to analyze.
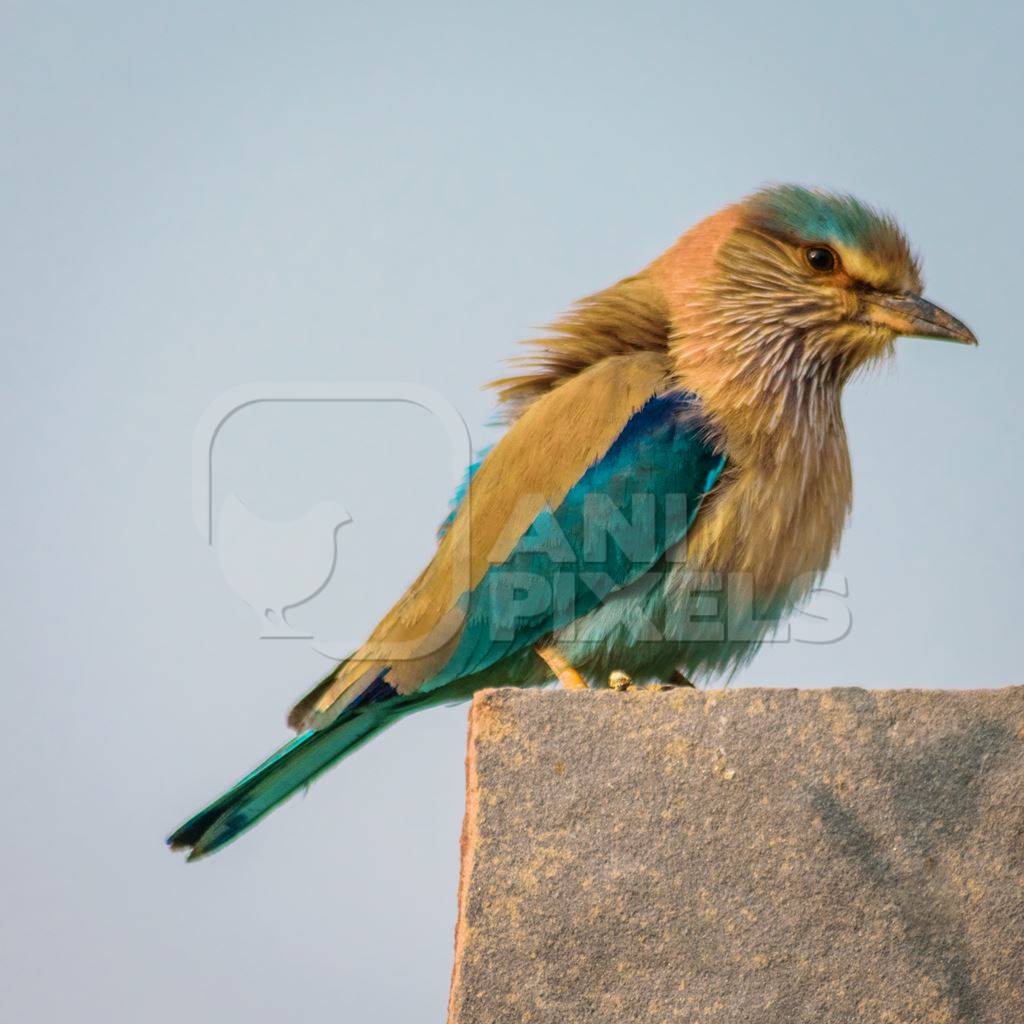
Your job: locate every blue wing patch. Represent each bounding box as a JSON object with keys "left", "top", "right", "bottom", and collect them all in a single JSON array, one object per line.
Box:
[
  {"left": 427, "top": 391, "right": 725, "bottom": 687},
  {"left": 437, "top": 444, "right": 494, "bottom": 540}
]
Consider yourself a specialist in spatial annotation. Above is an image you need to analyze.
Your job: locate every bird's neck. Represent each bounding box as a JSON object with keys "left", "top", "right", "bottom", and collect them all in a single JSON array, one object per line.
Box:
[
  {"left": 670, "top": 320, "right": 850, "bottom": 472},
  {"left": 647, "top": 211, "right": 853, "bottom": 468},
  {"left": 667, "top": 314, "right": 855, "bottom": 592}
]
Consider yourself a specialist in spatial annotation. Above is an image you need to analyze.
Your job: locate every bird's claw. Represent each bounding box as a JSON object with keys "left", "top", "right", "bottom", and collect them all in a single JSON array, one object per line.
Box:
[
  {"left": 666, "top": 669, "right": 696, "bottom": 689},
  {"left": 610, "top": 669, "right": 694, "bottom": 692},
  {"left": 609, "top": 670, "right": 633, "bottom": 691}
]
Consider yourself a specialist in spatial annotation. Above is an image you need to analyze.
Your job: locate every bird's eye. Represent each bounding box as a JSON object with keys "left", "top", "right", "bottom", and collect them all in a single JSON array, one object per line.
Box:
[{"left": 805, "top": 246, "right": 838, "bottom": 273}]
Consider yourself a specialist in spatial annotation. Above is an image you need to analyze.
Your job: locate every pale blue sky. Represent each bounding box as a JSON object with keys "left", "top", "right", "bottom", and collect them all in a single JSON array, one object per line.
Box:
[{"left": 3, "top": 2, "right": 1021, "bottom": 1021}]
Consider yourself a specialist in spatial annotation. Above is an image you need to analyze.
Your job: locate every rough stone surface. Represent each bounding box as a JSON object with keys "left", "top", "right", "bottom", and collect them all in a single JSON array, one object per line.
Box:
[{"left": 448, "top": 687, "right": 1024, "bottom": 1024}]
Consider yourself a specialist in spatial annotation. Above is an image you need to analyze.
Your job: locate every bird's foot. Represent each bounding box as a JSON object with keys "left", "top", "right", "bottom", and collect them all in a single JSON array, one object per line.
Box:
[
  {"left": 609, "top": 669, "right": 695, "bottom": 692},
  {"left": 558, "top": 667, "right": 589, "bottom": 691},
  {"left": 535, "top": 645, "right": 589, "bottom": 690},
  {"left": 609, "top": 670, "right": 633, "bottom": 691},
  {"left": 666, "top": 669, "right": 697, "bottom": 688}
]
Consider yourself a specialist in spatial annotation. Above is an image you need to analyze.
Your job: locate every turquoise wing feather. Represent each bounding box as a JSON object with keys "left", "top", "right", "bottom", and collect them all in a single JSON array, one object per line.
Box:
[{"left": 428, "top": 390, "right": 724, "bottom": 687}]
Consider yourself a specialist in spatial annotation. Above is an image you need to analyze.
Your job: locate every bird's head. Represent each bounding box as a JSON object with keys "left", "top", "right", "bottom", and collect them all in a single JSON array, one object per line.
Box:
[
  {"left": 654, "top": 184, "right": 976, "bottom": 443},
  {"left": 740, "top": 185, "right": 973, "bottom": 356},
  {"left": 492, "top": 185, "right": 975, "bottom": 436}
]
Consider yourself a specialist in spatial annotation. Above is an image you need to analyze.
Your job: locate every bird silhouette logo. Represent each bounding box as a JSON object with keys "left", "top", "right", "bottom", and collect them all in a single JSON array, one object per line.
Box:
[{"left": 215, "top": 492, "right": 353, "bottom": 638}]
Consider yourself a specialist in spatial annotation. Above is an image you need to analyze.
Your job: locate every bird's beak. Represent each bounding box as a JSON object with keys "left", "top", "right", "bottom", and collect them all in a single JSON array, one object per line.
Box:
[{"left": 859, "top": 291, "right": 978, "bottom": 345}]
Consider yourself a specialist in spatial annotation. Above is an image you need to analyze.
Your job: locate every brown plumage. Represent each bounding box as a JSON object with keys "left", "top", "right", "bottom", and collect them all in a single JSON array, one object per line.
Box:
[{"left": 488, "top": 272, "right": 672, "bottom": 419}]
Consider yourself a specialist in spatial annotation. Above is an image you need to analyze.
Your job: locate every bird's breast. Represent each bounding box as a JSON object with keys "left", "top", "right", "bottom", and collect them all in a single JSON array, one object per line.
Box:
[{"left": 674, "top": 425, "right": 853, "bottom": 615}]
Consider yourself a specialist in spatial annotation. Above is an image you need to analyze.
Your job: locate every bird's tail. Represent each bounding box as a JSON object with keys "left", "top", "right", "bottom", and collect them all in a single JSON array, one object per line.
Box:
[{"left": 167, "top": 691, "right": 412, "bottom": 860}]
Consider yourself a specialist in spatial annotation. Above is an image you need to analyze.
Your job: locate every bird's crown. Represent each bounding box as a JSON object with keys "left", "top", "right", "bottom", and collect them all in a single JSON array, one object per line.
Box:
[{"left": 741, "top": 184, "right": 922, "bottom": 293}]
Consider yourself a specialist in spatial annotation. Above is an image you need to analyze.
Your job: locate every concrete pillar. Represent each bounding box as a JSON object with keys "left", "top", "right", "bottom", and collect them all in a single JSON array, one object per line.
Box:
[{"left": 449, "top": 687, "right": 1024, "bottom": 1023}]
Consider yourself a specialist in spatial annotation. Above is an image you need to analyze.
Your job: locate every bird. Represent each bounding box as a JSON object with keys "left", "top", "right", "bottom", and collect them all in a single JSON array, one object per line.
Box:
[
  {"left": 168, "top": 185, "right": 976, "bottom": 860},
  {"left": 215, "top": 492, "right": 352, "bottom": 638}
]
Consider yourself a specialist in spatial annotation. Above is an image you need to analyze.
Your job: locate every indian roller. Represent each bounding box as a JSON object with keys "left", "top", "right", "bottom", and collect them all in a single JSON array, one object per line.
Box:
[{"left": 169, "top": 185, "right": 976, "bottom": 859}]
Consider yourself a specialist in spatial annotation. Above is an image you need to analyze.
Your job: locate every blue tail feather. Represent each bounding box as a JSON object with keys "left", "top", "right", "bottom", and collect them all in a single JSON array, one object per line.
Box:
[{"left": 167, "top": 681, "right": 406, "bottom": 860}]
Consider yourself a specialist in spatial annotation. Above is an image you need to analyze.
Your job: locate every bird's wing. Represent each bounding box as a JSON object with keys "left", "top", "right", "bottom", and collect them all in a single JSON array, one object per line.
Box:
[{"left": 293, "top": 350, "right": 724, "bottom": 727}]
